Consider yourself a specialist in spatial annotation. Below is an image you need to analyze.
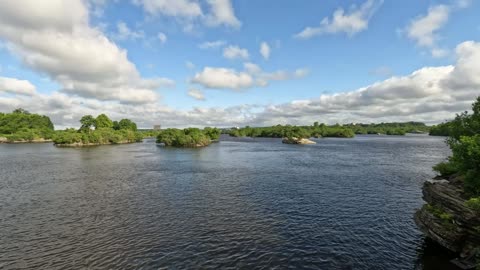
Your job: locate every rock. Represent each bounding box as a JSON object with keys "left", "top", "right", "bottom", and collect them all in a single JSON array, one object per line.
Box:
[
  {"left": 0, "top": 137, "right": 7, "bottom": 143},
  {"left": 282, "top": 137, "right": 316, "bottom": 145},
  {"left": 415, "top": 179, "right": 480, "bottom": 264}
]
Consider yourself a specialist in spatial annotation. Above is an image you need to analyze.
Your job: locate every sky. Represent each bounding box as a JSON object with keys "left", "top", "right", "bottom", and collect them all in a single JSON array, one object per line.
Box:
[{"left": 0, "top": 0, "right": 479, "bottom": 129}]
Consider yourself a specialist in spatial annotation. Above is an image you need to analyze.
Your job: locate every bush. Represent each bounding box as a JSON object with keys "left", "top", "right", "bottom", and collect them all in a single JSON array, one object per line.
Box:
[
  {"left": 433, "top": 161, "right": 459, "bottom": 176},
  {"left": 465, "top": 197, "right": 480, "bottom": 212}
]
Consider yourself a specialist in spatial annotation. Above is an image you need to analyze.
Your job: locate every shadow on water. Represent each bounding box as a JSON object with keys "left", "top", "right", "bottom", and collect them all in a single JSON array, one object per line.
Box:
[{"left": 416, "top": 238, "right": 462, "bottom": 270}]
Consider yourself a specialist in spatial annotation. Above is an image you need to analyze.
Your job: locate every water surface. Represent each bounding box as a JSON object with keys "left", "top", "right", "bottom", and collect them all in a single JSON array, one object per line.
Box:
[{"left": 0, "top": 135, "right": 457, "bottom": 269}]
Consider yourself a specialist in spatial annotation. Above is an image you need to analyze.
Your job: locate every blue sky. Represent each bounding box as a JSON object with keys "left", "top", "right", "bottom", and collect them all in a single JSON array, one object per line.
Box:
[{"left": 0, "top": 0, "right": 479, "bottom": 128}]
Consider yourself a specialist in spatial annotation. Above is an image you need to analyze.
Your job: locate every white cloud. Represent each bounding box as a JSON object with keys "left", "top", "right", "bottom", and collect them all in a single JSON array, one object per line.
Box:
[
  {"left": 198, "top": 40, "right": 226, "bottom": 49},
  {"left": 134, "top": 0, "right": 241, "bottom": 29},
  {"left": 115, "top": 21, "right": 145, "bottom": 40},
  {"left": 295, "top": 0, "right": 383, "bottom": 39},
  {"left": 406, "top": 5, "right": 449, "bottom": 48},
  {"left": 191, "top": 67, "right": 253, "bottom": 90},
  {"left": 260, "top": 42, "right": 270, "bottom": 60},
  {"left": 157, "top": 32, "right": 167, "bottom": 43},
  {"left": 187, "top": 88, "right": 205, "bottom": 100},
  {"left": 191, "top": 63, "right": 309, "bottom": 90},
  {"left": 1, "top": 41, "right": 479, "bottom": 129},
  {"left": 132, "top": 0, "right": 203, "bottom": 18},
  {"left": 0, "top": 0, "right": 173, "bottom": 104},
  {"left": 223, "top": 45, "right": 249, "bottom": 60},
  {"left": 0, "top": 76, "right": 36, "bottom": 96},
  {"left": 205, "top": 0, "right": 241, "bottom": 28},
  {"left": 404, "top": 2, "right": 469, "bottom": 58}
]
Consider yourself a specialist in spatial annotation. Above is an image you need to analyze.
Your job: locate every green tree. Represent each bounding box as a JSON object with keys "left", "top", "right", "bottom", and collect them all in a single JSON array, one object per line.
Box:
[
  {"left": 79, "top": 115, "right": 95, "bottom": 132},
  {"left": 118, "top": 119, "right": 137, "bottom": 131},
  {"left": 94, "top": 114, "right": 113, "bottom": 129}
]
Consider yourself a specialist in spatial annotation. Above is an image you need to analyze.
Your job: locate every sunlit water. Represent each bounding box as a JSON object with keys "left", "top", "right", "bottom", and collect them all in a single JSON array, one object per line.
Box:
[{"left": 0, "top": 135, "right": 459, "bottom": 269}]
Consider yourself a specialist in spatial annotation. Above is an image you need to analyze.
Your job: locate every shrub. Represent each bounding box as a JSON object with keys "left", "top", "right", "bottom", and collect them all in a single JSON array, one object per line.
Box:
[
  {"left": 465, "top": 197, "right": 480, "bottom": 212},
  {"left": 433, "top": 161, "right": 459, "bottom": 176}
]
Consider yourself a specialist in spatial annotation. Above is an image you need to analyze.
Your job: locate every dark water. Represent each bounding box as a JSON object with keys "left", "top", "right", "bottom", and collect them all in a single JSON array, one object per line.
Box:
[{"left": 0, "top": 135, "right": 459, "bottom": 269}]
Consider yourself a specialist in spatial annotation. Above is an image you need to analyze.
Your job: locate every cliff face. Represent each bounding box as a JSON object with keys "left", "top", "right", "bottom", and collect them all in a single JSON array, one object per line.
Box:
[{"left": 415, "top": 178, "right": 480, "bottom": 266}]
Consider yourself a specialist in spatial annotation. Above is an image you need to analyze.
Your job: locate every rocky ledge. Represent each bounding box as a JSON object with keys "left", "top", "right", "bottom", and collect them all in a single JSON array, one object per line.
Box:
[
  {"left": 415, "top": 177, "right": 480, "bottom": 268},
  {"left": 282, "top": 137, "right": 316, "bottom": 145}
]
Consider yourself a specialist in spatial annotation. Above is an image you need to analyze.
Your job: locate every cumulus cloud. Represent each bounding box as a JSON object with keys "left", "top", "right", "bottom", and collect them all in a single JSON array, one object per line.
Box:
[
  {"left": 0, "top": 76, "right": 36, "bottom": 96},
  {"left": 295, "top": 0, "right": 383, "bottom": 39},
  {"left": 191, "top": 63, "right": 309, "bottom": 90},
  {"left": 198, "top": 40, "right": 226, "bottom": 49},
  {"left": 223, "top": 45, "right": 249, "bottom": 60},
  {"left": 187, "top": 88, "right": 205, "bottom": 100},
  {"left": 0, "top": 0, "right": 173, "bottom": 104},
  {"left": 191, "top": 67, "right": 253, "bottom": 90},
  {"left": 260, "top": 42, "right": 270, "bottom": 60},
  {"left": 2, "top": 41, "right": 479, "bottom": 128}
]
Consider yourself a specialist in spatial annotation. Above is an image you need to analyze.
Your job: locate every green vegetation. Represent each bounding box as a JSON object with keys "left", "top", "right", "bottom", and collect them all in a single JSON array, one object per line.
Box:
[
  {"left": 0, "top": 109, "right": 54, "bottom": 142},
  {"left": 156, "top": 127, "right": 220, "bottom": 147},
  {"left": 228, "top": 122, "right": 428, "bottom": 139},
  {"left": 432, "top": 97, "right": 480, "bottom": 197},
  {"left": 425, "top": 204, "right": 456, "bottom": 230},
  {"left": 465, "top": 197, "right": 480, "bottom": 212},
  {"left": 345, "top": 122, "right": 428, "bottom": 135},
  {"left": 53, "top": 114, "right": 143, "bottom": 146}
]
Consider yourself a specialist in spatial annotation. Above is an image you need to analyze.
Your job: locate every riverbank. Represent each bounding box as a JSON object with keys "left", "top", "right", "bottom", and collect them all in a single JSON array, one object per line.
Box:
[
  {"left": 54, "top": 140, "right": 137, "bottom": 147},
  {"left": 0, "top": 137, "right": 53, "bottom": 144}
]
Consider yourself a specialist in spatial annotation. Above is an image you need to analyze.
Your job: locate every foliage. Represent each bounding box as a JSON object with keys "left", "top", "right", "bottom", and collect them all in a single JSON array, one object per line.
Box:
[
  {"left": 432, "top": 97, "right": 480, "bottom": 196},
  {"left": 345, "top": 122, "right": 428, "bottom": 135},
  {"left": 94, "top": 114, "right": 113, "bottom": 129},
  {"left": 79, "top": 115, "right": 95, "bottom": 132},
  {"left": 53, "top": 114, "right": 142, "bottom": 145},
  {"left": 433, "top": 161, "right": 459, "bottom": 177},
  {"left": 156, "top": 127, "right": 219, "bottom": 147},
  {"left": 0, "top": 109, "right": 55, "bottom": 141},
  {"left": 429, "top": 121, "right": 454, "bottom": 136},
  {"left": 0, "top": 109, "right": 54, "bottom": 134},
  {"left": 465, "top": 197, "right": 480, "bottom": 212},
  {"left": 115, "top": 119, "right": 137, "bottom": 131}
]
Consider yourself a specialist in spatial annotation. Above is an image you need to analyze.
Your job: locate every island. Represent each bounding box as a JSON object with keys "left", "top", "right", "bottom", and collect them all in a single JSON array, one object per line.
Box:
[
  {"left": 415, "top": 97, "right": 480, "bottom": 269},
  {"left": 156, "top": 127, "right": 220, "bottom": 148},
  {"left": 0, "top": 108, "right": 55, "bottom": 143},
  {"left": 53, "top": 114, "right": 143, "bottom": 147}
]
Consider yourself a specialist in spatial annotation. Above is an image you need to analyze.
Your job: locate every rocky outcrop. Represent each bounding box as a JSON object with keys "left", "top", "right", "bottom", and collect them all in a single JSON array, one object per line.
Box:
[
  {"left": 282, "top": 137, "right": 316, "bottom": 145},
  {"left": 415, "top": 178, "right": 480, "bottom": 268},
  {"left": 0, "top": 137, "right": 7, "bottom": 143}
]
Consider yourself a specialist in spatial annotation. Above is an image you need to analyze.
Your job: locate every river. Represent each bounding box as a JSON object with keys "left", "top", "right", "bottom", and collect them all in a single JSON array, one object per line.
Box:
[{"left": 0, "top": 135, "right": 459, "bottom": 269}]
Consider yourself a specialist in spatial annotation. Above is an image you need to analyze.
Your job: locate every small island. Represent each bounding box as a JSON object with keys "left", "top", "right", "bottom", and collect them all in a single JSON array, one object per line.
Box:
[
  {"left": 415, "top": 97, "right": 480, "bottom": 268},
  {"left": 53, "top": 114, "right": 143, "bottom": 147},
  {"left": 0, "top": 109, "right": 55, "bottom": 143},
  {"left": 156, "top": 127, "right": 220, "bottom": 148}
]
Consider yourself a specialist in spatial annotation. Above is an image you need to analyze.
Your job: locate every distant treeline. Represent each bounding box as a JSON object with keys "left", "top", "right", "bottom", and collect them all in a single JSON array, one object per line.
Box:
[{"left": 228, "top": 122, "right": 429, "bottom": 139}]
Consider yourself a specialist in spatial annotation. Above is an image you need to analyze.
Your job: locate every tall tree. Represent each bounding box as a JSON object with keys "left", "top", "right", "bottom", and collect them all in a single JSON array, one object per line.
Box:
[{"left": 94, "top": 114, "right": 113, "bottom": 129}]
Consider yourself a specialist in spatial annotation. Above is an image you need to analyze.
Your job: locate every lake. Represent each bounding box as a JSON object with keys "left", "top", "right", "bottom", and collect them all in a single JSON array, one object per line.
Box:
[{"left": 0, "top": 135, "right": 458, "bottom": 269}]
